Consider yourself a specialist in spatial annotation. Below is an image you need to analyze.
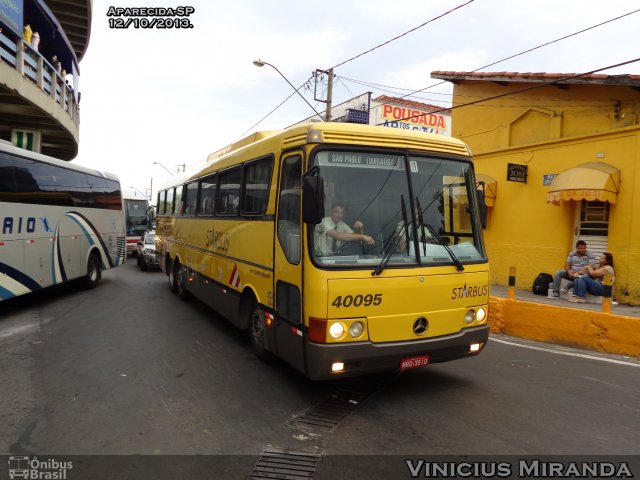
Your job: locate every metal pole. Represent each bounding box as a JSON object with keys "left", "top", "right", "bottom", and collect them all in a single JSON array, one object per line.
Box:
[
  {"left": 153, "top": 162, "right": 174, "bottom": 176},
  {"left": 253, "top": 60, "right": 323, "bottom": 121},
  {"left": 508, "top": 266, "right": 516, "bottom": 300},
  {"left": 602, "top": 273, "right": 613, "bottom": 313}
]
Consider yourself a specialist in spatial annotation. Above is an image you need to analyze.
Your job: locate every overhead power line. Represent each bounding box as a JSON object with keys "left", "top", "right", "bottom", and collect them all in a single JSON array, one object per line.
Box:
[
  {"left": 337, "top": 76, "right": 621, "bottom": 108},
  {"left": 377, "top": 57, "right": 640, "bottom": 125},
  {"left": 239, "top": 7, "right": 639, "bottom": 138},
  {"left": 361, "top": 7, "right": 640, "bottom": 106},
  {"left": 328, "top": 0, "right": 475, "bottom": 70},
  {"left": 235, "top": 77, "right": 312, "bottom": 140}
]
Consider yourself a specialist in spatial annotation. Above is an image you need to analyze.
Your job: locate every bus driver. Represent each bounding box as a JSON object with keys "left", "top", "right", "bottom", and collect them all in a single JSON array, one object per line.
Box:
[{"left": 315, "top": 202, "right": 375, "bottom": 256}]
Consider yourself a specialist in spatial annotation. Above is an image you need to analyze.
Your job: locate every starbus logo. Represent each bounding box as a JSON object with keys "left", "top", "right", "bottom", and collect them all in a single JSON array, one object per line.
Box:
[
  {"left": 205, "top": 226, "right": 230, "bottom": 252},
  {"left": 8, "top": 456, "right": 73, "bottom": 479},
  {"left": 451, "top": 283, "right": 488, "bottom": 300}
]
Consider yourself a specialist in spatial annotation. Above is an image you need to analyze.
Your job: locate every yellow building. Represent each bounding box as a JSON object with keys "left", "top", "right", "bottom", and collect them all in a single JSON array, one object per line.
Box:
[{"left": 431, "top": 71, "right": 640, "bottom": 305}]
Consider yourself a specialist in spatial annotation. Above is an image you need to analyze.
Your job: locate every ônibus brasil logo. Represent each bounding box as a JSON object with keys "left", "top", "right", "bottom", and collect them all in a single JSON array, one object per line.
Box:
[{"left": 8, "top": 456, "right": 72, "bottom": 479}]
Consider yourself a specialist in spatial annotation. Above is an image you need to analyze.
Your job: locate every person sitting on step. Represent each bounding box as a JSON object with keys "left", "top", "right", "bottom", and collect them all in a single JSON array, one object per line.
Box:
[{"left": 568, "top": 252, "right": 615, "bottom": 303}]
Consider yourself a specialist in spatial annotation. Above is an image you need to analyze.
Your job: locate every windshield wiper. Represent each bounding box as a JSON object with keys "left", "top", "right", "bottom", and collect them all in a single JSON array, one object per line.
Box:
[
  {"left": 372, "top": 195, "right": 408, "bottom": 276},
  {"left": 414, "top": 197, "right": 429, "bottom": 256},
  {"left": 424, "top": 223, "right": 465, "bottom": 271}
]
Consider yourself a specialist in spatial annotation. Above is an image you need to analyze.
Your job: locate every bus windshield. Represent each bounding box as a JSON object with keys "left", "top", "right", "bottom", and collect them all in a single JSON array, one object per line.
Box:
[
  {"left": 310, "top": 150, "right": 485, "bottom": 269},
  {"left": 125, "top": 199, "right": 149, "bottom": 236}
]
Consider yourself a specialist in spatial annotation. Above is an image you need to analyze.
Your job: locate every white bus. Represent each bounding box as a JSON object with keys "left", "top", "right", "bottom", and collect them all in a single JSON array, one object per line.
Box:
[
  {"left": 123, "top": 194, "right": 152, "bottom": 255},
  {"left": 0, "top": 142, "right": 126, "bottom": 301}
]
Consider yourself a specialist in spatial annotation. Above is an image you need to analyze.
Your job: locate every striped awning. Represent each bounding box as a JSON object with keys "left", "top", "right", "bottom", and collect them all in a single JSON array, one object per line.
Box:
[
  {"left": 476, "top": 174, "right": 497, "bottom": 207},
  {"left": 547, "top": 162, "right": 620, "bottom": 206}
]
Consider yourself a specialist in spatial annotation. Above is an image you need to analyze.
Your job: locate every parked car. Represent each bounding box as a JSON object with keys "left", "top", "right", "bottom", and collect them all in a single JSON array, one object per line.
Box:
[{"left": 136, "top": 231, "right": 159, "bottom": 271}]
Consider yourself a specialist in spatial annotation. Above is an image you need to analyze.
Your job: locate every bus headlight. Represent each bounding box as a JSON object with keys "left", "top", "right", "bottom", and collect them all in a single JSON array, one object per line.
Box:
[
  {"left": 476, "top": 307, "right": 487, "bottom": 323},
  {"left": 465, "top": 309, "right": 476, "bottom": 324},
  {"left": 329, "top": 322, "right": 345, "bottom": 339},
  {"left": 349, "top": 321, "right": 363, "bottom": 338}
]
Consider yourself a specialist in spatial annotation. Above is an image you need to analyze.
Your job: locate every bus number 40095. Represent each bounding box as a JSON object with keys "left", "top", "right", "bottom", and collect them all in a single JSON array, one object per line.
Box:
[{"left": 331, "top": 294, "right": 382, "bottom": 308}]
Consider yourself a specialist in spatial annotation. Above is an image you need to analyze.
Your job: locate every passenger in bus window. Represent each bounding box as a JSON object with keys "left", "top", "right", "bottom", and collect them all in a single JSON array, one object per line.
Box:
[
  {"left": 394, "top": 205, "right": 434, "bottom": 253},
  {"left": 315, "top": 202, "right": 375, "bottom": 256}
]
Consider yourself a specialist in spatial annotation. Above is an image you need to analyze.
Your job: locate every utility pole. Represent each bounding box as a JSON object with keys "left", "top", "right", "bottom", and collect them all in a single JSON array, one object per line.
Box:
[
  {"left": 325, "top": 68, "right": 333, "bottom": 122},
  {"left": 147, "top": 177, "right": 153, "bottom": 202},
  {"left": 314, "top": 68, "right": 334, "bottom": 122}
]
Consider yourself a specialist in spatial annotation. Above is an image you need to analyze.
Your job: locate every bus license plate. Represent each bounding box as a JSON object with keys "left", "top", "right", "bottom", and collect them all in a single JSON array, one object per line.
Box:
[{"left": 400, "top": 355, "right": 430, "bottom": 370}]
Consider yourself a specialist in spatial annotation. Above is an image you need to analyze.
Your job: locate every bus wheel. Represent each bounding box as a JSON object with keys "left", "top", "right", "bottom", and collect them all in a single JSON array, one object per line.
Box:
[
  {"left": 82, "top": 253, "right": 102, "bottom": 289},
  {"left": 176, "top": 265, "right": 191, "bottom": 301},
  {"left": 249, "top": 301, "right": 273, "bottom": 362},
  {"left": 168, "top": 258, "right": 179, "bottom": 293}
]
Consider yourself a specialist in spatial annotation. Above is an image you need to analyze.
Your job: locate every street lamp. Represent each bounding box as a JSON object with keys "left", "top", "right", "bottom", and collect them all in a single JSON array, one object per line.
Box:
[
  {"left": 253, "top": 59, "right": 324, "bottom": 121},
  {"left": 152, "top": 161, "right": 174, "bottom": 176}
]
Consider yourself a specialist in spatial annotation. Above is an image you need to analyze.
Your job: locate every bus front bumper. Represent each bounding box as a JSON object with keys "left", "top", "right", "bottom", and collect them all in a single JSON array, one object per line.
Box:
[{"left": 305, "top": 325, "right": 489, "bottom": 380}]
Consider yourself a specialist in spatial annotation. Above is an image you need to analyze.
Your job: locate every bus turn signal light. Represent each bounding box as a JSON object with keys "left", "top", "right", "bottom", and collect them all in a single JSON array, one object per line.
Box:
[{"left": 308, "top": 317, "right": 327, "bottom": 343}]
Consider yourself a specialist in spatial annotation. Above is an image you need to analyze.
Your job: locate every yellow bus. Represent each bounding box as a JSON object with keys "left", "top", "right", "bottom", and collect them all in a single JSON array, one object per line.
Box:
[{"left": 155, "top": 122, "right": 489, "bottom": 380}]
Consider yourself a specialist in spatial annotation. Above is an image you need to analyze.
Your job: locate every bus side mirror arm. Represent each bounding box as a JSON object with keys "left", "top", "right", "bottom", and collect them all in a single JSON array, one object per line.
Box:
[{"left": 302, "top": 167, "right": 325, "bottom": 225}]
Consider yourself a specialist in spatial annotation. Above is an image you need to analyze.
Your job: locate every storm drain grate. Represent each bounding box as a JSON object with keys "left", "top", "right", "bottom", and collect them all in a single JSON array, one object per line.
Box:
[
  {"left": 292, "top": 397, "right": 357, "bottom": 431},
  {"left": 250, "top": 446, "right": 320, "bottom": 479},
  {"left": 291, "top": 378, "right": 390, "bottom": 432}
]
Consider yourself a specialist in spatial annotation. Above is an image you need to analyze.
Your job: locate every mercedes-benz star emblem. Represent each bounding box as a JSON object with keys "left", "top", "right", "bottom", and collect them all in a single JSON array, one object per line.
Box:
[{"left": 413, "top": 317, "right": 428, "bottom": 335}]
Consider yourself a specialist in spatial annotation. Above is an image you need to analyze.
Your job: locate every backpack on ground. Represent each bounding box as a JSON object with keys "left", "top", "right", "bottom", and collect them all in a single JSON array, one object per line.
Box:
[{"left": 532, "top": 273, "right": 553, "bottom": 295}]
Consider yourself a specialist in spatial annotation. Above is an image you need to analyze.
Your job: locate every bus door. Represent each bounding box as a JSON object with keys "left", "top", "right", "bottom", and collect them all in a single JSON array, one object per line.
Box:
[{"left": 273, "top": 152, "right": 304, "bottom": 372}]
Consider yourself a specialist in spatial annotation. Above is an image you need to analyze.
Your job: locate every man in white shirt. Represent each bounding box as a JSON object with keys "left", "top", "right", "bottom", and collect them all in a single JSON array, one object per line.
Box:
[{"left": 314, "top": 203, "right": 375, "bottom": 256}]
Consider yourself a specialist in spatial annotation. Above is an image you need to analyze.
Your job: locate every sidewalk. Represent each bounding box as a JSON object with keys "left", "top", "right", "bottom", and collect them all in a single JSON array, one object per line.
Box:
[
  {"left": 490, "top": 284, "right": 640, "bottom": 317},
  {"left": 488, "top": 285, "right": 640, "bottom": 357}
]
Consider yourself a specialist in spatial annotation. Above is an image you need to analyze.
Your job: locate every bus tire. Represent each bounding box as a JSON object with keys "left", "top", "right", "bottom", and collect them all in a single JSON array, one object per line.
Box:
[
  {"left": 168, "top": 257, "right": 178, "bottom": 293},
  {"left": 248, "top": 299, "right": 273, "bottom": 362},
  {"left": 176, "top": 264, "right": 191, "bottom": 301},
  {"left": 82, "top": 252, "right": 102, "bottom": 289}
]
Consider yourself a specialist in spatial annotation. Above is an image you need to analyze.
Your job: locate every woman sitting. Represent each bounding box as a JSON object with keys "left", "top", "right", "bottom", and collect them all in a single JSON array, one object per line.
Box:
[{"left": 568, "top": 252, "right": 614, "bottom": 303}]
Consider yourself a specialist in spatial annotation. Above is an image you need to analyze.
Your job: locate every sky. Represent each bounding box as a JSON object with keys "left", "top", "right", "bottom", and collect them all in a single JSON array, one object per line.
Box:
[{"left": 72, "top": 0, "right": 640, "bottom": 202}]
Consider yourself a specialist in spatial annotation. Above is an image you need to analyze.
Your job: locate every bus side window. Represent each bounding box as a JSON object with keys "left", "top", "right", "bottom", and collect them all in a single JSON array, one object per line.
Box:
[
  {"left": 184, "top": 182, "right": 198, "bottom": 215},
  {"left": 166, "top": 188, "right": 175, "bottom": 214},
  {"left": 242, "top": 157, "right": 273, "bottom": 215},
  {"left": 216, "top": 168, "right": 241, "bottom": 215},
  {"left": 157, "top": 190, "right": 166, "bottom": 214},
  {"left": 175, "top": 186, "right": 184, "bottom": 216},
  {"left": 199, "top": 175, "right": 216, "bottom": 216},
  {"left": 0, "top": 153, "right": 18, "bottom": 203}
]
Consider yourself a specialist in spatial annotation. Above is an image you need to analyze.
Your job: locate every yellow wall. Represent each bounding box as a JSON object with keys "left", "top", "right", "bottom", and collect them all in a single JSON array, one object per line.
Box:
[
  {"left": 448, "top": 81, "right": 640, "bottom": 304},
  {"left": 489, "top": 297, "right": 640, "bottom": 357}
]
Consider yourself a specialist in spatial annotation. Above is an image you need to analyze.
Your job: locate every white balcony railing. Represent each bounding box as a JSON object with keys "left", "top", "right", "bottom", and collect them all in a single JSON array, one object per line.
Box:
[{"left": 0, "top": 29, "right": 80, "bottom": 128}]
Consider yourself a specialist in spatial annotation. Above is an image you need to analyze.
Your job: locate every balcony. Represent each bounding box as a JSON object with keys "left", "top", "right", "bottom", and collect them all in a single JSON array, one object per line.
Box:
[{"left": 0, "top": 30, "right": 79, "bottom": 160}]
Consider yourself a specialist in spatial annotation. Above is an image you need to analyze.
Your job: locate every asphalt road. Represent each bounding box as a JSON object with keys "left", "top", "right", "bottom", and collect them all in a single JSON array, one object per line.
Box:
[{"left": 1, "top": 261, "right": 638, "bottom": 478}]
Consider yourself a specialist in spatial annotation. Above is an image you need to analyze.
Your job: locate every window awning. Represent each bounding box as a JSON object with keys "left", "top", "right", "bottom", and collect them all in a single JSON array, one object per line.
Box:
[
  {"left": 547, "top": 162, "right": 620, "bottom": 206},
  {"left": 476, "top": 174, "right": 497, "bottom": 207}
]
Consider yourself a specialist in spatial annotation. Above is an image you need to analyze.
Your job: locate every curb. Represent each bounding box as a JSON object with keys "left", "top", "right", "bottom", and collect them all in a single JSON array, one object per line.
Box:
[{"left": 488, "top": 296, "right": 640, "bottom": 357}]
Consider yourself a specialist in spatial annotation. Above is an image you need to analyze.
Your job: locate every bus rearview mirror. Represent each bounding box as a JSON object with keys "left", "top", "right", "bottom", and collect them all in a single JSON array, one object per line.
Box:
[
  {"left": 476, "top": 187, "right": 487, "bottom": 229},
  {"left": 302, "top": 174, "right": 325, "bottom": 224}
]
